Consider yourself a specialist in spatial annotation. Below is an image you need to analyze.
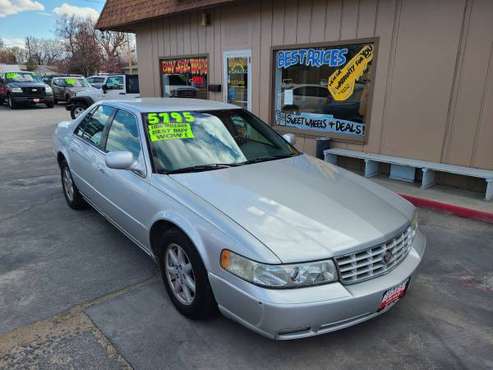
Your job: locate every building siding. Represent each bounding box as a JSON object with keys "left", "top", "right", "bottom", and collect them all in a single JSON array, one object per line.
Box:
[{"left": 134, "top": 0, "right": 493, "bottom": 170}]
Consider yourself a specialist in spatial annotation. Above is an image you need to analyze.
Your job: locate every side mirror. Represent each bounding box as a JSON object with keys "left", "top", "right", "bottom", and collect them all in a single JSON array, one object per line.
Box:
[
  {"left": 105, "top": 151, "right": 135, "bottom": 170},
  {"left": 282, "top": 133, "right": 296, "bottom": 145},
  {"left": 102, "top": 84, "right": 108, "bottom": 93},
  {"left": 105, "top": 151, "right": 145, "bottom": 176}
]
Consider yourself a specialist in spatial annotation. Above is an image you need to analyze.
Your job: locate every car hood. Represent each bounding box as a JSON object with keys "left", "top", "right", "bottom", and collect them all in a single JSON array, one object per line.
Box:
[{"left": 166, "top": 155, "right": 414, "bottom": 263}]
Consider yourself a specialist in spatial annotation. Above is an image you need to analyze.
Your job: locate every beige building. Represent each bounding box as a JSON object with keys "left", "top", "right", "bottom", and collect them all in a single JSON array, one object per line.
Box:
[{"left": 97, "top": 0, "right": 493, "bottom": 192}]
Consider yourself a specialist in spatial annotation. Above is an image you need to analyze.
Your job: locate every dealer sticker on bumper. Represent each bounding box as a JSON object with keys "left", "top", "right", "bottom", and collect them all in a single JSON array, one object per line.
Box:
[{"left": 378, "top": 278, "right": 410, "bottom": 311}]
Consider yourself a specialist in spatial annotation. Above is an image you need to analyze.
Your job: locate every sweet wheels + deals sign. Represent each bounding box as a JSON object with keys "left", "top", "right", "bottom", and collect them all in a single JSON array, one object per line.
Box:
[{"left": 275, "top": 111, "right": 365, "bottom": 137}]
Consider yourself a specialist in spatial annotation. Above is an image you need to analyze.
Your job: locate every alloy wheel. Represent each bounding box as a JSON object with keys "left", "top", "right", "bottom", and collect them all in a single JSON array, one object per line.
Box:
[
  {"left": 165, "top": 243, "right": 196, "bottom": 305},
  {"left": 62, "top": 166, "right": 74, "bottom": 202},
  {"left": 73, "top": 106, "right": 84, "bottom": 117}
]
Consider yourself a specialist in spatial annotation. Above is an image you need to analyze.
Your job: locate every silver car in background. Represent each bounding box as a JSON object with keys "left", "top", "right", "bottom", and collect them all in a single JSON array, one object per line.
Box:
[{"left": 53, "top": 98, "right": 425, "bottom": 340}]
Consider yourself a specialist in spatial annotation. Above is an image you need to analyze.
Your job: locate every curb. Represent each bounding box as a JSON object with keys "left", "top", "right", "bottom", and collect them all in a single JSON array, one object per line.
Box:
[{"left": 399, "top": 193, "right": 493, "bottom": 224}]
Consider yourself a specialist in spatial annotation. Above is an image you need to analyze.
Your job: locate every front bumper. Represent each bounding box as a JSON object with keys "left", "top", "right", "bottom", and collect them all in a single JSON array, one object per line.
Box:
[
  {"left": 209, "top": 230, "right": 426, "bottom": 340},
  {"left": 11, "top": 95, "right": 54, "bottom": 105}
]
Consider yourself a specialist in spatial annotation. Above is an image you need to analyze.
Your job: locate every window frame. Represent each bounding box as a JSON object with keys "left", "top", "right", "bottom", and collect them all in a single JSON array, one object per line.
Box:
[
  {"left": 103, "top": 108, "right": 143, "bottom": 158},
  {"left": 73, "top": 104, "right": 117, "bottom": 151},
  {"left": 270, "top": 37, "right": 378, "bottom": 144},
  {"left": 158, "top": 54, "right": 209, "bottom": 99}
]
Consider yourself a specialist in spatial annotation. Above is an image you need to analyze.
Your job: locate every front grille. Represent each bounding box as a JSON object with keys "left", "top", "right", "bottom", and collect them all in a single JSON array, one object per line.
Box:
[
  {"left": 335, "top": 225, "right": 416, "bottom": 284},
  {"left": 21, "top": 87, "right": 45, "bottom": 97}
]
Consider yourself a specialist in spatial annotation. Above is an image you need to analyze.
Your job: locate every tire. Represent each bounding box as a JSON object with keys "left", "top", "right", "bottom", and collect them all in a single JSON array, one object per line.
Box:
[
  {"left": 158, "top": 228, "right": 217, "bottom": 320},
  {"left": 71, "top": 103, "right": 87, "bottom": 119},
  {"left": 60, "top": 160, "right": 87, "bottom": 210},
  {"left": 7, "top": 95, "right": 16, "bottom": 109},
  {"left": 54, "top": 98, "right": 58, "bottom": 104}
]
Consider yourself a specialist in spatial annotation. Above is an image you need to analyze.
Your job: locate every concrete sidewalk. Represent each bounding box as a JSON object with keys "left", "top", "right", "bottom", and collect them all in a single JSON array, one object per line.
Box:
[{"left": 371, "top": 176, "right": 493, "bottom": 223}]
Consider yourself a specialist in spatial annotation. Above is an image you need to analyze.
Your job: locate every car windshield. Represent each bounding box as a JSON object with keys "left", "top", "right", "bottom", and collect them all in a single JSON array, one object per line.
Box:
[
  {"left": 5, "top": 72, "right": 34, "bottom": 82},
  {"left": 143, "top": 109, "right": 300, "bottom": 173},
  {"left": 63, "top": 78, "right": 89, "bottom": 87}
]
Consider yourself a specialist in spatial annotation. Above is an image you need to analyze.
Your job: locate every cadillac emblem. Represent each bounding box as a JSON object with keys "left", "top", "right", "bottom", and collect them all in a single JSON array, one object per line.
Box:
[{"left": 383, "top": 250, "right": 393, "bottom": 265}]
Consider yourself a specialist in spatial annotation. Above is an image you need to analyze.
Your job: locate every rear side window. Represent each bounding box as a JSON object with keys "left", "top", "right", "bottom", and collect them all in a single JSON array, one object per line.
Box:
[
  {"left": 74, "top": 105, "right": 115, "bottom": 148},
  {"left": 105, "top": 110, "right": 141, "bottom": 158}
]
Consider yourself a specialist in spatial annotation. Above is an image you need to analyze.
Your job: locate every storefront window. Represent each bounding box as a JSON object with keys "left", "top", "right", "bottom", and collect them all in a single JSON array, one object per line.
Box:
[
  {"left": 274, "top": 42, "right": 375, "bottom": 140},
  {"left": 160, "top": 57, "right": 208, "bottom": 99}
]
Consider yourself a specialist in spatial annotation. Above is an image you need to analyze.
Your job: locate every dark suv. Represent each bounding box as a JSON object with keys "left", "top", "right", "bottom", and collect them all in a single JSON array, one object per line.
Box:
[{"left": 0, "top": 71, "right": 54, "bottom": 109}]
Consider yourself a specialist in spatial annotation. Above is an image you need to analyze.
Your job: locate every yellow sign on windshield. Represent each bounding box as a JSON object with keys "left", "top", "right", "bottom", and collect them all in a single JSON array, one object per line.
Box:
[
  {"left": 5, "top": 72, "right": 19, "bottom": 79},
  {"left": 65, "top": 78, "right": 77, "bottom": 86},
  {"left": 147, "top": 112, "right": 195, "bottom": 142}
]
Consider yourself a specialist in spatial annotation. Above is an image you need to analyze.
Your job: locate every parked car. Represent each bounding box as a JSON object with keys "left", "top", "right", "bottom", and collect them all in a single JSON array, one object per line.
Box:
[
  {"left": 0, "top": 71, "right": 54, "bottom": 109},
  {"left": 162, "top": 74, "right": 198, "bottom": 98},
  {"left": 66, "top": 74, "right": 139, "bottom": 119},
  {"left": 86, "top": 75, "right": 108, "bottom": 89},
  {"left": 53, "top": 98, "right": 425, "bottom": 340},
  {"left": 280, "top": 83, "right": 364, "bottom": 122},
  {"left": 51, "top": 76, "right": 97, "bottom": 104}
]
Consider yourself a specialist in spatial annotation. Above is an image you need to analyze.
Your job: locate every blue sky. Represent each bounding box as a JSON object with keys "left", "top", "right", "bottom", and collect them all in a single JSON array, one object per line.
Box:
[{"left": 0, "top": 0, "right": 105, "bottom": 47}]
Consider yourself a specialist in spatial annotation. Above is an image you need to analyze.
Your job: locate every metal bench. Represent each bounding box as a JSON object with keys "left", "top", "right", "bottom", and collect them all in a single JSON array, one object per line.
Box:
[{"left": 323, "top": 148, "right": 493, "bottom": 201}]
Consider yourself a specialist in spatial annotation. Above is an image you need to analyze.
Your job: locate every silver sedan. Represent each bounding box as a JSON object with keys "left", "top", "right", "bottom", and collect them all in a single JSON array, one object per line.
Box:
[{"left": 53, "top": 98, "right": 426, "bottom": 340}]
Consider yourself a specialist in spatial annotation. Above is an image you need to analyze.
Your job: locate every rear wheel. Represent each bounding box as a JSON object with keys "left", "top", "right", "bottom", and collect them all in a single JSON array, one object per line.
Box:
[
  {"left": 60, "top": 160, "right": 86, "bottom": 210},
  {"left": 158, "top": 228, "right": 216, "bottom": 320},
  {"left": 71, "top": 103, "right": 87, "bottom": 119}
]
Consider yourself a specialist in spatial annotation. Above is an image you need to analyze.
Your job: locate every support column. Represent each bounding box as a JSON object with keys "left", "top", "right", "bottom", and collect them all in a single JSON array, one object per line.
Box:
[
  {"left": 486, "top": 178, "right": 493, "bottom": 201},
  {"left": 364, "top": 159, "right": 378, "bottom": 177},
  {"left": 324, "top": 152, "right": 337, "bottom": 165},
  {"left": 421, "top": 168, "right": 435, "bottom": 189}
]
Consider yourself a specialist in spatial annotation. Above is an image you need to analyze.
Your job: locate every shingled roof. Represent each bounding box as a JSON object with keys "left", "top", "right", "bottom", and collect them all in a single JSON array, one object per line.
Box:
[{"left": 96, "top": 0, "right": 235, "bottom": 31}]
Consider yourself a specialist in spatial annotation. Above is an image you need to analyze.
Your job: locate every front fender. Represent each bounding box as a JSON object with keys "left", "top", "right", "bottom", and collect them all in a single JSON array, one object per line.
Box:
[{"left": 149, "top": 210, "right": 212, "bottom": 268}]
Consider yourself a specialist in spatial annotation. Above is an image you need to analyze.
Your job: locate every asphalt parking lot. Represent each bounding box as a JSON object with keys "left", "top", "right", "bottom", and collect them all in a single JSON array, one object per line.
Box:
[{"left": 0, "top": 104, "right": 492, "bottom": 370}]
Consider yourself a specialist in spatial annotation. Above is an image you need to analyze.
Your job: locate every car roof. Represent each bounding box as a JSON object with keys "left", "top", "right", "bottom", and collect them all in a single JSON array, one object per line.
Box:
[{"left": 102, "top": 98, "right": 241, "bottom": 113}]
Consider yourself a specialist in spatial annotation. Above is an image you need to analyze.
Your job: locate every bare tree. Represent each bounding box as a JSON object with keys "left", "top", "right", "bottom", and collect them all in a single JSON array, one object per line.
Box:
[
  {"left": 97, "top": 30, "right": 126, "bottom": 73},
  {"left": 24, "top": 37, "right": 63, "bottom": 66},
  {"left": 56, "top": 16, "right": 102, "bottom": 75}
]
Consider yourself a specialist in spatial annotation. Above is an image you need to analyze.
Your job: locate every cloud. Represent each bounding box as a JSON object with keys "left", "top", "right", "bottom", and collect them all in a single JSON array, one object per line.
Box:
[
  {"left": 2, "top": 37, "right": 26, "bottom": 48},
  {"left": 0, "top": 0, "right": 44, "bottom": 17},
  {"left": 53, "top": 3, "right": 99, "bottom": 21}
]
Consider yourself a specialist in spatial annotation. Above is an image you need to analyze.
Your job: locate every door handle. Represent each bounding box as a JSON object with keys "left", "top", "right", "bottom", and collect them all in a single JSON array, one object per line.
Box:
[
  {"left": 97, "top": 165, "right": 106, "bottom": 174},
  {"left": 119, "top": 92, "right": 126, "bottom": 95}
]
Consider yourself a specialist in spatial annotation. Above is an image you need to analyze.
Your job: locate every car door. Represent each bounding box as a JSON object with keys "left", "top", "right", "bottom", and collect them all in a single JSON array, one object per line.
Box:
[
  {"left": 104, "top": 75, "right": 125, "bottom": 98},
  {"left": 97, "top": 109, "right": 152, "bottom": 249},
  {"left": 68, "top": 104, "right": 116, "bottom": 208},
  {"left": 52, "top": 78, "right": 64, "bottom": 100}
]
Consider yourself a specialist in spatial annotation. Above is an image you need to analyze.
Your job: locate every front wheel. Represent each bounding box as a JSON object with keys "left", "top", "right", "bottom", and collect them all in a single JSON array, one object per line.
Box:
[
  {"left": 7, "top": 96, "right": 16, "bottom": 109},
  {"left": 60, "top": 160, "right": 86, "bottom": 210},
  {"left": 158, "top": 228, "right": 217, "bottom": 320}
]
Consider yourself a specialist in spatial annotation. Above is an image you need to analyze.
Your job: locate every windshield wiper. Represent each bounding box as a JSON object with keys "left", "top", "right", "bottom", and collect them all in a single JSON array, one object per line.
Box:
[
  {"left": 166, "top": 163, "right": 238, "bottom": 174},
  {"left": 241, "top": 153, "right": 299, "bottom": 165}
]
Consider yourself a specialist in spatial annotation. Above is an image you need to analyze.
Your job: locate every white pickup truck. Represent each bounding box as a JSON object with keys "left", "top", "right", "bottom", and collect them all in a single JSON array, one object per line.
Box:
[{"left": 66, "top": 74, "right": 140, "bottom": 118}]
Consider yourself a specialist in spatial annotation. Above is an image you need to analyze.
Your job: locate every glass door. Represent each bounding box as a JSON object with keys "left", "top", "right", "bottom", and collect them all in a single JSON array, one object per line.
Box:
[{"left": 223, "top": 50, "right": 252, "bottom": 111}]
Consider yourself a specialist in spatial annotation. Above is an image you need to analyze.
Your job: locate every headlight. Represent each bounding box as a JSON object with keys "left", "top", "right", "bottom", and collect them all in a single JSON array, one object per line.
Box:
[
  {"left": 220, "top": 250, "right": 338, "bottom": 288},
  {"left": 45, "top": 86, "right": 53, "bottom": 93},
  {"left": 10, "top": 87, "right": 22, "bottom": 93}
]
